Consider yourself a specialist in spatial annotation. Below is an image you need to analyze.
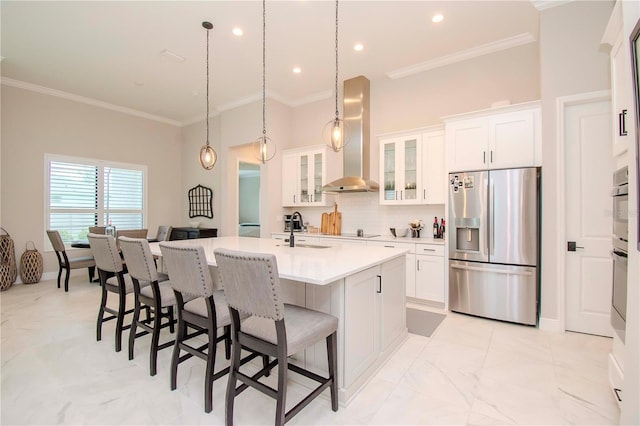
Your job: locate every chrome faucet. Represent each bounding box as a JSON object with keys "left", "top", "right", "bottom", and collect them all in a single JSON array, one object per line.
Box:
[{"left": 289, "top": 211, "right": 303, "bottom": 247}]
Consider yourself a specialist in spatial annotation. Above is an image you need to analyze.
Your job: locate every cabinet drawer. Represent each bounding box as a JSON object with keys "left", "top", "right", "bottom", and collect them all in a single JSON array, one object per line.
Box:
[
  {"left": 367, "top": 241, "right": 415, "bottom": 252},
  {"left": 414, "top": 243, "right": 444, "bottom": 257}
]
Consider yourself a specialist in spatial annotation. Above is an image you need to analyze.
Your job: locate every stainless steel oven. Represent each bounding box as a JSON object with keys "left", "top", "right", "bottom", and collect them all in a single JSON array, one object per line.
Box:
[{"left": 611, "top": 166, "right": 628, "bottom": 342}]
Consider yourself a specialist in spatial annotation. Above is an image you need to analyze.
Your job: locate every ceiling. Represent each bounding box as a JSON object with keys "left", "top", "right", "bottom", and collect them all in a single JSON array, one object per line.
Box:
[{"left": 1, "top": 1, "right": 543, "bottom": 126}]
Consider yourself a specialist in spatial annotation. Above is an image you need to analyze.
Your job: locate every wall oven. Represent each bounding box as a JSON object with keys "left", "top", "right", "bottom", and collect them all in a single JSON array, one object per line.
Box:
[{"left": 611, "top": 166, "right": 628, "bottom": 343}]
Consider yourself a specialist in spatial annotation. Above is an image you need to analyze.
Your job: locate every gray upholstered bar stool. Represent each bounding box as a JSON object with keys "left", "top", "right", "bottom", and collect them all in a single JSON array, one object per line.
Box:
[
  {"left": 88, "top": 233, "right": 144, "bottom": 352},
  {"left": 214, "top": 248, "right": 339, "bottom": 426},
  {"left": 118, "top": 236, "right": 176, "bottom": 376},
  {"left": 159, "top": 243, "right": 268, "bottom": 414}
]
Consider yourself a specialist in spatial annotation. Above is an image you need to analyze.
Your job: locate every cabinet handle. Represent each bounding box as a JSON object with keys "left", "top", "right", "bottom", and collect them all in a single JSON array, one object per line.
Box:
[
  {"left": 490, "top": 150, "right": 494, "bottom": 163},
  {"left": 384, "top": 245, "right": 395, "bottom": 248},
  {"left": 293, "top": 195, "right": 296, "bottom": 204},
  {"left": 400, "top": 190, "right": 403, "bottom": 200},
  {"left": 417, "top": 259, "right": 420, "bottom": 271},
  {"left": 377, "top": 275, "right": 382, "bottom": 293},
  {"left": 423, "top": 248, "right": 436, "bottom": 252},
  {"left": 614, "top": 388, "right": 622, "bottom": 402},
  {"left": 619, "top": 110, "right": 628, "bottom": 136},
  {"left": 395, "top": 191, "right": 398, "bottom": 201},
  {"left": 423, "top": 189, "right": 426, "bottom": 199}
]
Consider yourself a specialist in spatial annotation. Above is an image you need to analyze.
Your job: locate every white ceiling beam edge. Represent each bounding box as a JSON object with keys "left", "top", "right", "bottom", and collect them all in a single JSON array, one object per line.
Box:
[
  {"left": 386, "top": 32, "right": 537, "bottom": 80},
  {"left": 1, "top": 77, "right": 182, "bottom": 127},
  {"left": 530, "top": 0, "right": 574, "bottom": 12}
]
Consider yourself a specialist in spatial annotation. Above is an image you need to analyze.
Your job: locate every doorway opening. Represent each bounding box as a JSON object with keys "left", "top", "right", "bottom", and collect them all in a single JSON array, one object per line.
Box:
[{"left": 238, "top": 161, "right": 261, "bottom": 238}]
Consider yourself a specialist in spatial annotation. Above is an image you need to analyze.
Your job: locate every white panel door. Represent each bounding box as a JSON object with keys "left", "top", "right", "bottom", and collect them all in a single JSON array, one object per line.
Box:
[{"left": 565, "top": 99, "right": 613, "bottom": 337}]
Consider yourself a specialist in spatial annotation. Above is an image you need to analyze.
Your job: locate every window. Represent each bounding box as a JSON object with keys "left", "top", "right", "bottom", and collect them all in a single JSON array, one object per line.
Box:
[{"left": 45, "top": 154, "right": 147, "bottom": 245}]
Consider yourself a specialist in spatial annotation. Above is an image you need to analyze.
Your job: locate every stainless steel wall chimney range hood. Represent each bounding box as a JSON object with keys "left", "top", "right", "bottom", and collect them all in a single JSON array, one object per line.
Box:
[{"left": 323, "top": 76, "right": 379, "bottom": 193}]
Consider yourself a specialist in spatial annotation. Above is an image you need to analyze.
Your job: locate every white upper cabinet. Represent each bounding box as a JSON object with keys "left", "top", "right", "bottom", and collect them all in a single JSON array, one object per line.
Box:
[
  {"left": 445, "top": 102, "right": 541, "bottom": 172},
  {"left": 282, "top": 145, "right": 338, "bottom": 207},
  {"left": 420, "top": 128, "right": 446, "bottom": 204},
  {"left": 380, "top": 134, "right": 422, "bottom": 205},
  {"left": 379, "top": 126, "right": 445, "bottom": 205}
]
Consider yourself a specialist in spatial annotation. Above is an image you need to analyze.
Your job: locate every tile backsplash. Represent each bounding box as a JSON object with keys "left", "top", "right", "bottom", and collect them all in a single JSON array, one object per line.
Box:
[{"left": 283, "top": 192, "right": 445, "bottom": 239}]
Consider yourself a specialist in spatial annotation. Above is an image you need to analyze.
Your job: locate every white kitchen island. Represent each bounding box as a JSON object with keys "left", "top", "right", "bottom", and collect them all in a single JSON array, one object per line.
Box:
[{"left": 149, "top": 236, "right": 408, "bottom": 406}]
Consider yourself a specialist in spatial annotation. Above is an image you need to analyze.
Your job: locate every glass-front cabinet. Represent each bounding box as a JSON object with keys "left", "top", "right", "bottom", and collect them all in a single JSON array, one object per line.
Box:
[
  {"left": 380, "top": 134, "right": 422, "bottom": 205},
  {"left": 282, "top": 146, "right": 337, "bottom": 207}
]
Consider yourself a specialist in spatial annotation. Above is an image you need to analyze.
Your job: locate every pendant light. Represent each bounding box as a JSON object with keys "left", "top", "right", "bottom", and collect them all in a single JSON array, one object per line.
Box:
[
  {"left": 254, "top": 0, "right": 276, "bottom": 163},
  {"left": 199, "top": 21, "right": 217, "bottom": 170},
  {"left": 323, "top": 0, "right": 349, "bottom": 152}
]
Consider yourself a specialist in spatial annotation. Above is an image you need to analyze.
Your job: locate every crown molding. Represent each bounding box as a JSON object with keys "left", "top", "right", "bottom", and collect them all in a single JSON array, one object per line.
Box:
[
  {"left": 386, "top": 32, "right": 537, "bottom": 80},
  {"left": 1, "top": 77, "right": 182, "bottom": 127},
  {"left": 530, "top": 0, "right": 574, "bottom": 11}
]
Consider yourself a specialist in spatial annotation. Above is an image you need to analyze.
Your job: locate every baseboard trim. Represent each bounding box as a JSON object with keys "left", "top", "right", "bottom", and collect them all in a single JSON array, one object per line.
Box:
[{"left": 539, "top": 316, "right": 563, "bottom": 333}]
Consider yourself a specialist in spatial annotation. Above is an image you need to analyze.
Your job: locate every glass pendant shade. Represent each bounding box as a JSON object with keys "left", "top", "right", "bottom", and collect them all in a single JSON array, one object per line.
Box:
[
  {"left": 199, "top": 143, "right": 217, "bottom": 170},
  {"left": 323, "top": 116, "right": 350, "bottom": 152},
  {"left": 254, "top": 135, "right": 276, "bottom": 164}
]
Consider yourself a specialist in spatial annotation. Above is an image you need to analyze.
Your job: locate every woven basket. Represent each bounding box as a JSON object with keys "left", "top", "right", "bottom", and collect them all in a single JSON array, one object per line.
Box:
[
  {"left": 20, "top": 241, "right": 43, "bottom": 284},
  {"left": 0, "top": 227, "right": 17, "bottom": 291}
]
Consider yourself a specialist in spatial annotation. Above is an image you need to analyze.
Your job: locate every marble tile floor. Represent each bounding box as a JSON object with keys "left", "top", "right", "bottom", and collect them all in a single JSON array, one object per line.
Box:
[{"left": 1, "top": 275, "right": 619, "bottom": 425}]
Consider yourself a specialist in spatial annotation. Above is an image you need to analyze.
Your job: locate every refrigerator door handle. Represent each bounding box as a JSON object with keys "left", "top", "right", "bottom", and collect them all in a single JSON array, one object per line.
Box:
[
  {"left": 450, "top": 263, "right": 534, "bottom": 276},
  {"left": 490, "top": 180, "right": 495, "bottom": 255}
]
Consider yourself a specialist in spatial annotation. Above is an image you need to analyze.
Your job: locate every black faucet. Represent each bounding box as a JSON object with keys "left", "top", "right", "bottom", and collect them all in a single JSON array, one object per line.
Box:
[{"left": 289, "top": 211, "right": 303, "bottom": 247}]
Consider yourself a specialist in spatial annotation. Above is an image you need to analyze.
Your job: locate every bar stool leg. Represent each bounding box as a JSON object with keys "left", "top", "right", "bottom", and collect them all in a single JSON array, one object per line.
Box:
[{"left": 327, "top": 332, "right": 338, "bottom": 411}]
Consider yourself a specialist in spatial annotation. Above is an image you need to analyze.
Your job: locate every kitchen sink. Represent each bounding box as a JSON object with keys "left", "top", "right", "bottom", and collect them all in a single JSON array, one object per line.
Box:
[{"left": 276, "top": 243, "right": 330, "bottom": 249}]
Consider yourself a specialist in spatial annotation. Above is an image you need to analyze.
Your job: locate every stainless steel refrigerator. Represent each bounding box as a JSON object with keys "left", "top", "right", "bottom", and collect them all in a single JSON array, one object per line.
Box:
[{"left": 448, "top": 167, "right": 540, "bottom": 325}]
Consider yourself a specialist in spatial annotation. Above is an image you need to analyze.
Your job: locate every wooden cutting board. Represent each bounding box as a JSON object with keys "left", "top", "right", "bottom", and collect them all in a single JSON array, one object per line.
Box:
[
  {"left": 321, "top": 212, "right": 330, "bottom": 234},
  {"left": 328, "top": 202, "right": 341, "bottom": 235}
]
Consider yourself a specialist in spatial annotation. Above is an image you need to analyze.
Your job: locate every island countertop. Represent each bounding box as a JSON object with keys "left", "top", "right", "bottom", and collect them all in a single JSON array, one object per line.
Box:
[{"left": 149, "top": 236, "right": 408, "bottom": 285}]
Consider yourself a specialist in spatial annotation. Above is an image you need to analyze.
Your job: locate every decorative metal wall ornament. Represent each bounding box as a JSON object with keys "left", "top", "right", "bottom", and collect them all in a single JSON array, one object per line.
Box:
[
  {"left": 188, "top": 184, "right": 214, "bottom": 219},
  {"left": 253, "top": 0, "right": 276, "bottom": 164},
  {"left": 323, "top": 0, "right": 350, "bottom": 152},
  {"left": 199, "top": 21, "right": 217, "bottom": 170}
]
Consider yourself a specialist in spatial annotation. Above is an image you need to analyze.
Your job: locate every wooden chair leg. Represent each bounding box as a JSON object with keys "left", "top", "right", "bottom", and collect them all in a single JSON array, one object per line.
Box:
[
  {"left": 170, "top": 316, "right": 185, "bottom": 391},
  {"left": 64, "top": 266, "right": 71, "bottom": 292},
  {"left": 96, "top": 286, "right": 108, "bottom": 342},
  {"left": 225, "top": 332, "right": 241, "bottom": 426},
  {"left": 224, "top": 325, "right": 231, "bottom": 360},
  {"left": 149, "top": 303, "right": 162, "bottom": 376},
  {"left": 56, "top": 267, "right": 62, "bottom": 289},
  {"left": 204, "top": 325, "right": 217, "bottom": 413},
  {"left": 129, "top": 297, "right": 141, "bottom": 360},
  {"left": 115, "top": 291, "right": 126, "bottom": 352},
  {"left": 88, "top": 266, "right": 95, "bottom": 282},
  {"left": 168, "top": 306, "right": 175, "bottom": 333},
  {"left": 327, "top": 332, "right": 338, "bottom": 411},
  {"left": 275, "top": 353, "right": 288, "bottom": 426}
]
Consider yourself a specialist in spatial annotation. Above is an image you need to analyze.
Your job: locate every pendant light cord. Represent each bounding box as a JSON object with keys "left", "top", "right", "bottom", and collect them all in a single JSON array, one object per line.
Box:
[
  {"left": 334, "top": 0, "right": 339, "bottom": 119},
  {"left": 206, "top": 25, "right": 210, "bottom": 145},
  {"left": 262, "top": 0, "right": 267, "bottom": 136}
]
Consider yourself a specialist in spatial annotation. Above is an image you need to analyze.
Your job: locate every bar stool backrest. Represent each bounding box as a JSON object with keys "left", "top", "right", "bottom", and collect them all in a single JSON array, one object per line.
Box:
[
  {"left": 214, "top": 248, "right": 284, "bottom": 321},
  {"left": 46, "top": 230, "right": 66, "bottom": 253},
  {"left": 88, "top": 233, "right": 123, "bottom": 274},
  {"left": 159, "top": 243, "right": 215, "bottom": 298},
  {"left": 118, "top": 236, "right": 157, "bottom": 283}
]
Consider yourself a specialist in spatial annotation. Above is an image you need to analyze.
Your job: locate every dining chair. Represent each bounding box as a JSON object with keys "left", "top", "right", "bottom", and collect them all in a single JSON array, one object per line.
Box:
[
  {"left": 214, "top": 248, "right": 338, "bottom": 426},
  {"left": 88, "top": 233, "right": 148, "bottom": 352},
  {"left": 159, "top": 242, "right": 268, "bottom": 413},
  {"left": 115, "top": 229, "right": 148, "bottom": 250},
  {"left": 89, "top": 226, "right": 107, "bottom": 235},
  {"left": 46, "top": 230, "right": 96, "bottom": 292},
  {"left": 155, "top": 225, "right": 173, "bottom": 242},
  {"left": 118, "top": 236, "right": 176, "bottom": 376}
]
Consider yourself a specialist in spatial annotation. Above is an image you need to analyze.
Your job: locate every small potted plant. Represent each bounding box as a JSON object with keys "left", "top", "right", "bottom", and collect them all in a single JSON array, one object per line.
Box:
[{"left": 409, "top": 219, "right": 424, "bottom": 238}]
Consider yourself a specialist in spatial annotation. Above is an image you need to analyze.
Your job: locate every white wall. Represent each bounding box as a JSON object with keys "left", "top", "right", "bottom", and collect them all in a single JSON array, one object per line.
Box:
[
  {"left": 539, "top": 0, "right": 614, "bottom": 324},
  {"left": 0, "top": 85, "right": 183, "bottom": 275}
]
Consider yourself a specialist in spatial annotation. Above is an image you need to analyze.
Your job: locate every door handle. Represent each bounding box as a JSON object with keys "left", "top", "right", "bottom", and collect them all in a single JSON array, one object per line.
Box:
[
  {"left": 619, "top": 109, "right": 628, "bottom": 136},
  {"left": 567, "top": 241, "right": 584, "bottom": 252}
]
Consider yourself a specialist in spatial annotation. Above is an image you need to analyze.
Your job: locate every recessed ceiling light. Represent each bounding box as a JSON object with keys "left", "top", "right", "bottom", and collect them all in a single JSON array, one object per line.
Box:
[
  {"left": 432, "top": 14, "right": 444, "bottom": 23},
  {"left": 293, "top": 66, "right": 302, "bottom": 74},
  {"left": 232, "top": 27, "right": 243, "bottom": 36},
  {"left": 354, "top": 43, "right": 364, "bottom": 52}
]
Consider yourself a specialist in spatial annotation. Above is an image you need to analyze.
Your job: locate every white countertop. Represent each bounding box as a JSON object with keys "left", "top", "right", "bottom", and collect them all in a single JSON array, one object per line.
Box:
[
  {"left": 150, "top": 236, "right": 408, "bottom": 285},
  {"left": 271, "top": 232, "right": 446, "bottom": 245}
]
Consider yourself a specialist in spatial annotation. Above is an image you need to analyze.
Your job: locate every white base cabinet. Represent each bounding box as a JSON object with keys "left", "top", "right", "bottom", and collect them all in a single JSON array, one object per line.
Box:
[{"left": 368, "top": 240, "right": 445, "bottom": 305}]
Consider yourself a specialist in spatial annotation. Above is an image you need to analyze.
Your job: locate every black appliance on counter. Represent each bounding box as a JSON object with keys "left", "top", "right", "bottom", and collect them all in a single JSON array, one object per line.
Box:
[{"left": 284, "top": 214, "right": 303, "bottom": 232}]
